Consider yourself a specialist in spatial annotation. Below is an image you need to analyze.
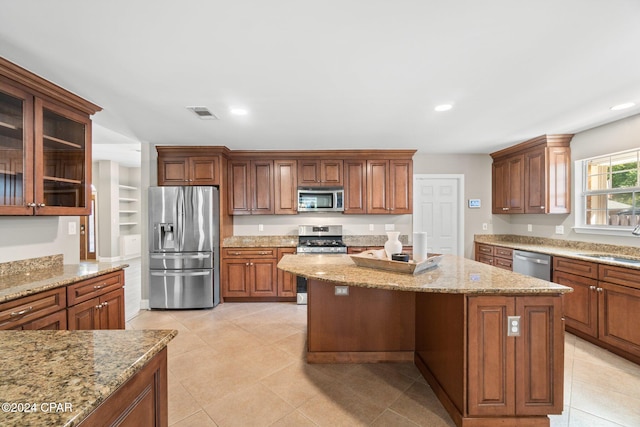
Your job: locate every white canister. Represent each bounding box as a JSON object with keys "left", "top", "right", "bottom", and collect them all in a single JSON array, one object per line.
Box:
[{"left": 413, "top": 232, "right": 428, "bottom": 263}]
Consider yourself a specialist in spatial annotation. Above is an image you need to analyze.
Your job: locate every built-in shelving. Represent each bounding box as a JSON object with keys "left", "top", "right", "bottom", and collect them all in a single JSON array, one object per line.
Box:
[{"left": 118, "top": 183, "right": 140, "bottom": 231}]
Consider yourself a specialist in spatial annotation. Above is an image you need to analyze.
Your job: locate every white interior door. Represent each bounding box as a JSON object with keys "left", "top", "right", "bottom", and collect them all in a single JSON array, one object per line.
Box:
[{"left": 413, "top": 175, "right": 463, "bottom": 255}]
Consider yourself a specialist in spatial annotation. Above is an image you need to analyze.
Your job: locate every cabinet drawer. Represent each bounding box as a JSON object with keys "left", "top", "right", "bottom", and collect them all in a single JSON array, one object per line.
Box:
[
  {"left": 494, "top": 257, "right": 513, "bottom": 270},
  {"left": 553, "top": 256, "right": 598, "bottom": 279},
  {"left": 0, "top": 287, "right": 66, "bottom": 330},
  {"left": 494, "top": 247, "right": 513, "bottom": 259},
  {"left": 599, "top": 264, "right": 640, "bottom": 290},
  {"left": 476, "top": 244, "right": 494, "bottom": 256},
  {"left": 222, "top": 248, "right": 276, "bottom": 258},
  {"left": 477, "top": 254, "right": 494, "bottom": 265},
  {"left": 67, "top": 271, "right": 124, "bottom": 306}
]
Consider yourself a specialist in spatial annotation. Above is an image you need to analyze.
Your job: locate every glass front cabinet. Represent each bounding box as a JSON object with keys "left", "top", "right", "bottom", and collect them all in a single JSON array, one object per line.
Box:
[{"left": 0, "top": 58, "right": 100, "bottom": 216}]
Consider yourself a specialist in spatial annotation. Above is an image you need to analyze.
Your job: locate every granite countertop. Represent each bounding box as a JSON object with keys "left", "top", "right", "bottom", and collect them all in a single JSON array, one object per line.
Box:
[
  {"left": 0, "top": 329, "right": 177, "bottom": 427},
  {"left": 223, "top": 234, "right": 410, "bottom": 248},
  {"left": 474, "top": 234, "right": 640, "bottom": 270},
  {"left": 0, "top": 255, "right": 129, "bottom": 304},
  {"left": 277, "top": 253, "right": 571, "bottom": 294}
]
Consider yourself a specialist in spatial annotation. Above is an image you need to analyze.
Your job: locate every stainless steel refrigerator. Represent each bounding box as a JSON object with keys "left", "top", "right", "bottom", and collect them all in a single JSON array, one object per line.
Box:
[{"left": 148, "top": 186, "right": 220, "bottom": 309}]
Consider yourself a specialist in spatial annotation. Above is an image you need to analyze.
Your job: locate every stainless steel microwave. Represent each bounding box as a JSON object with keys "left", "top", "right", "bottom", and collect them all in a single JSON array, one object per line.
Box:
[{"left": 297, "top": 187, "right": 344, "bottom": 212}]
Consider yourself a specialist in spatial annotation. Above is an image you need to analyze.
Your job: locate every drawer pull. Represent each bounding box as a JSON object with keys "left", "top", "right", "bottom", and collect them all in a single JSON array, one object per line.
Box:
[
  {"left": 10, "top": 306, "right": 33, "bottom": 317},
  {"left": 94, "top": 285, "right": 104, "bottom": 290}
]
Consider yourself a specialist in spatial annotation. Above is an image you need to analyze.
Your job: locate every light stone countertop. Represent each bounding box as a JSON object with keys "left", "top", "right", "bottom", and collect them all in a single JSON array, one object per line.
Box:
[
  {"left": 0, "top": 261, "right": 129, "bottom": 304},
  {"left": 222, "top": 234, "right": 410, "bottom": 248},
  {"left": 278, "top": 253, "right": 571, "bottom": 294},
  {"left": 0, "top": 329, "right": 177, "bottom": 427},
  {"left": 474, "top": 234, "right": 640, "bottom": 270}
]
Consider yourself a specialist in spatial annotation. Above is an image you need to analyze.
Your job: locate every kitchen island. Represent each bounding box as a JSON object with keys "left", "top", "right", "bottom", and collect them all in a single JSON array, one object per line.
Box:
[
  {"left": 0, "top": 329, "right": 176, "bottom": 426},
  {"left": 278, "top": 253, "right": 572, "bottom": 427}
]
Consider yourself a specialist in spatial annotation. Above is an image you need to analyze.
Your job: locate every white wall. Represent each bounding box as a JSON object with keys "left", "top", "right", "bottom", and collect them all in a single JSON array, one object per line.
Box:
[
  {"left": 0, "top": 216, "right": 80, "bottom": 264},
  {"left": 412, "top": 153, "right": 493, "bottom": 258}
]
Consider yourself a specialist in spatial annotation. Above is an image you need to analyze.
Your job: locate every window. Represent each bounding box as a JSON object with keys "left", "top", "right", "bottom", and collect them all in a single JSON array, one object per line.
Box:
[{"left": 581, "top": 149, "right": 640, "bottom": 230}]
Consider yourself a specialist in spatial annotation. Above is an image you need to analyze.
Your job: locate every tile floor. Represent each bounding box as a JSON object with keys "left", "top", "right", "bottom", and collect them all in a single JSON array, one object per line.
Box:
[{"left": 126, "top": 302, "right": 640, "bottom": 427}]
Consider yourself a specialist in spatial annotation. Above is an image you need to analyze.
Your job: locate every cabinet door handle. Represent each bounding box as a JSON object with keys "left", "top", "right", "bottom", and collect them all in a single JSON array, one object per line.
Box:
[
  {"left": 589, "top": 286, "right": 596, "bottom": 291},
  {"left": 596, "top": 287, "right": 603, "bottom": 293},
  {"left": 26, "top": 203, "right": 36, "bottom": 207},
  {"left": 10, "top": 306, "right": 33, "bottom": 317},
  {"left": 37, "top": 203, "right": 46, "bottom": 207},
  {"left": 95, "top": 303, "right": 102, "bottom": 309},
  {"left": 250, "top": 262, "right": 254, "bottom": 266},
  {"left": 102, "top": 301, "right": 108, "bottom": 306}
]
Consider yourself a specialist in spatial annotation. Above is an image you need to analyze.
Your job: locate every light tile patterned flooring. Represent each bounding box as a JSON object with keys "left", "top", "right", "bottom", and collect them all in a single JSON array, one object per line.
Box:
[{"left": 126, "top": 302, "right": 640, "bottom": 427}]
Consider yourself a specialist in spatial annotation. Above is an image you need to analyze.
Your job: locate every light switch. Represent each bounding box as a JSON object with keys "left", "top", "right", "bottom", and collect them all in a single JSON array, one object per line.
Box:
[{"left": 68, "top": 221, "right": 77, "bottom": 235}]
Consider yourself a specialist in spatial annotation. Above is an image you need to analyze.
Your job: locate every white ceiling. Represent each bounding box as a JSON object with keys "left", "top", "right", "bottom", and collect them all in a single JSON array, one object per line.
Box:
[{"left": 2, "top": 0, "right": 640, "bottom": 168}]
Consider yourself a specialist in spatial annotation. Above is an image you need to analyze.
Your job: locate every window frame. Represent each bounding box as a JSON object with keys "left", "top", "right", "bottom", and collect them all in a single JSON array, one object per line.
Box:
[{"left": 574, "top": 148, "right": 640, "bottom": 236}]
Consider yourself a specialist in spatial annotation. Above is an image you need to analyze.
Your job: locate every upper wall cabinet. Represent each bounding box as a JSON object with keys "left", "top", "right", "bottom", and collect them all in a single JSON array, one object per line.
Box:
[
  {"left": 298, "top": 159, "right": 343, "bottom": 186},
  {"left": 156, "top": 147, "right": 230, "bottom": 187},
  {"left": 491, "top": 134, "right": 573, "bottom": 215},
  {"left": 0, "top": 58, "right": 101, "bottom": 216},
  {"left": 366, "top": 159, "right": 413, "bottom": 214},
  {"left": 228, "top": 159, "right": 274, "bottom": 215}
]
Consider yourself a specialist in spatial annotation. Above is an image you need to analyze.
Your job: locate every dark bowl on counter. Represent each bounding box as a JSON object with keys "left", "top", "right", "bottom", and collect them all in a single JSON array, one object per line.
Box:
[{"left": 391, "top": 253, "right": 410, "bottom": 262}]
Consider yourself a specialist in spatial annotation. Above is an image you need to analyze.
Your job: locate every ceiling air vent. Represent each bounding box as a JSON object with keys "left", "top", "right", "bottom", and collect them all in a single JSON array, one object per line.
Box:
[{"left": 186, "top": 106, "right": 219, "bottom": 120}]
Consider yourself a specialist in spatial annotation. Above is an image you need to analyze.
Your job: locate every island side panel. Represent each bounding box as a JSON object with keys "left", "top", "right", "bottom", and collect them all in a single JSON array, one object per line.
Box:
[
  {"left": 307, "top": 279, "right": 415, "bottom": 363},
  {"left": 414, "top": 292, "right": 466, "bottom": 422}
]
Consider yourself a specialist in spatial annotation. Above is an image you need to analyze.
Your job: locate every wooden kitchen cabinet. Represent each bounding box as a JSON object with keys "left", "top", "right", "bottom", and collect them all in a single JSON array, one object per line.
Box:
[
  {"left": 467, "top": 295, "right": 563, "bottom": 417},
  {"left": 0, "top": 58, "right": 100, "bottom": 216},
  {"left": 554, "top": 257, "right": 640, "bottom": 364},
  {"left": 67, "top": 288, "right": 125, "bottom": 330},
  {"left": 274, "top": 160, "right": 298, "bottom": 214},
  {"left": 277, "top": 247, "right": 297, "bottom": 297},
  {"left": 157, "top": 155, "right": 220, "bottom": 185},
  {"left": 221, "top": 248, "right": 278, "bottom": 298},
  {"left": 491, "top": 134, "right": 573, "bottom": 215},
  {"left": 228, "top": 159, "right": 274, "bottom": 215},
  {"left": 492, "top": 155, "right": 524, "bottom": 214},
  {"left": 298, "top": 159, "right": 343, "bottom": 186},
  {"left": 553, "top": 257, "right": 598, "bottom": 337},
  {"left": 79, "top": 347, "right": 168, "bottom": 427},
  {"left": 367, "top": 159, "right": 412, "bottom": 214},
  {"left": 474, "top": 243, "right": 513, "bottom": 270},
  {"left": 67, "top": 270, "right": 125, "bottom": 330},
  {"left": 343, "top": 159, "right": 367, "bottom": 214},
  {"left": 0, "top": 287, "right": 66, "bottom": 330}
]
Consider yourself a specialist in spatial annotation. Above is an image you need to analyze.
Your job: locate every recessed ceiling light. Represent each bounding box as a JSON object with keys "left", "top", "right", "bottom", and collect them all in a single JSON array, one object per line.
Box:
[
  {"left": 610, "top": 102, "right": 636, "bottom": 111},
  {"left": 230, "top": 107, "right": 249, "bottom": 116},
  {"left": 434, "top": 104, "right": 453, "bottom": 112},
  {"left": 186, "top": 106, "right": 219, "bottom": 120}
]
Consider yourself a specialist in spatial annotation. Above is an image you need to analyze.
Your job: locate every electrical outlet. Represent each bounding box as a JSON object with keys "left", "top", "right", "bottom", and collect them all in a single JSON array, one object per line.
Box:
[
  {"left": 507, "top": 316, "right": 521, "bottom": 336},
  {"left": 369, "top": 224, "right": 374, "bottom": 231},
  {"left": 555, "top": 225, "right": 564, "bottom": 234},
  {"left": 527, "top": 224, "right": 533, "bottom": 232},
  {"left": 334, "top": 286, "right": 349, "bottom": 296},
  {"left": 384, "top": 224, "right": 394, "bottom": 231},
  {"left": 258, "top": 224, "right": 264, "bottom": 232},
  {"left": 68, "top": 221, "right": 77, "bottom": 235},
  {"left": 482, "top": 223, "right": 488, "bottom": 230}
]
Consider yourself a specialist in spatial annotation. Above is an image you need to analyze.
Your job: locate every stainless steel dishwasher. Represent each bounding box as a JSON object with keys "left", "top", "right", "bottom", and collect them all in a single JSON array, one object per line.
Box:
[{"left": 512, "top": 250, "right": 551, "bottom": 281}]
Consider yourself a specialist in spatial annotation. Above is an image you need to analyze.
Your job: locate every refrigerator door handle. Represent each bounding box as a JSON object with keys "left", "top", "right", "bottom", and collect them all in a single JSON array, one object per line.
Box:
[
  {"left": 176, "top": 189, "right": 184, "bottom": 251},
  {"left": 150, "top": 253, "right": 210, "bottom": 259},
  {"left": 150, "top": 271, "right": 211, "bottom": 277}
]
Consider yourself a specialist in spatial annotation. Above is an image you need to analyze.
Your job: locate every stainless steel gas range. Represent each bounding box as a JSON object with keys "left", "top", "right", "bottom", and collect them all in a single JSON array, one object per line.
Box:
[
  {"left": 296, "top": 225, "right": 347, "bottom": 254},
  {"left": 295, "top": 225, "right": 346, "bottom": 304}
]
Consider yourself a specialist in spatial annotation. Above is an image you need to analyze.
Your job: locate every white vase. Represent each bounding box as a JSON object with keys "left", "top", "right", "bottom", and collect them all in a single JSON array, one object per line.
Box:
[{"left": 384, "top": 231, "right": 402, "bottom": 259}]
